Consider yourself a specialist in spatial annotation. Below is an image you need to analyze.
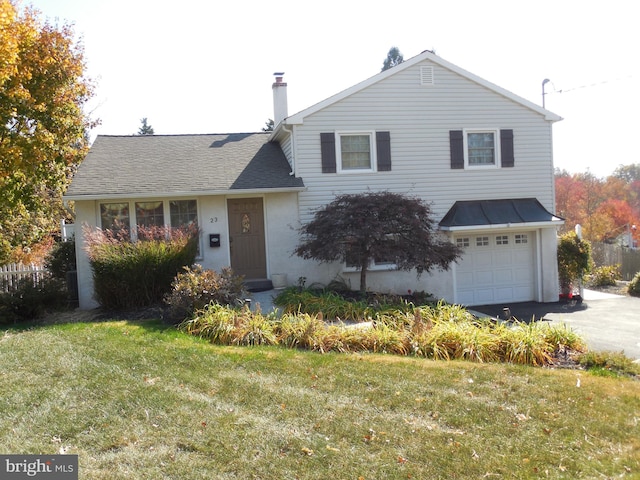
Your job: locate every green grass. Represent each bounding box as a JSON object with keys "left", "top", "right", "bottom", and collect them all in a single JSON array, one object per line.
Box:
[{"left": 1, "top": 319, "right": 639, "bottom": 479}]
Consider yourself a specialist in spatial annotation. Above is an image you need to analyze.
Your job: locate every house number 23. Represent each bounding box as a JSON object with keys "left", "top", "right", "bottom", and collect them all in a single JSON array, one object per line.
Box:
[{"left": 210, "top": 217, "right": 218, "bottom": 223}]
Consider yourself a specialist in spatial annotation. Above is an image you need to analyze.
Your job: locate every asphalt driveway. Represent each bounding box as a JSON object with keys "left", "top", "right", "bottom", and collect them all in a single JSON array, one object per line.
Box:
[{"left": 472, "top": 290, "right": 640, "bottom": 361}]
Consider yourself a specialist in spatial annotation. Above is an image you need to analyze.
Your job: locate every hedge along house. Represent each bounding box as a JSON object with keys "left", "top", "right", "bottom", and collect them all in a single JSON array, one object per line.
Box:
[{"left": 65, "top": 50, "right": 564, "bottom": 310}]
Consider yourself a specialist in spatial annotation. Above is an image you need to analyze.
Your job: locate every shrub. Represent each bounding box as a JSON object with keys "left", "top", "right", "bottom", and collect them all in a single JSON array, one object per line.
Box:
[
  {"left": 588, "top": 264, "right": 620, "bottom": 287},
  {"left": 557, "top": 232, "right": 592, "bottom": 294},
  {"left": 44, "top": 240, "right": 76, "bottom": 281},
  {"left": 84, "top": 224, "right": 199, "bottom": 309},
  {"left": 628, "top": 271, "right": 640, "bottom": 297},
  {"left": 0, "top": 275, "right": 68, "bottom": 324},
  {"left": 164, "top": 265, "right": 247, "bottom": 321}
]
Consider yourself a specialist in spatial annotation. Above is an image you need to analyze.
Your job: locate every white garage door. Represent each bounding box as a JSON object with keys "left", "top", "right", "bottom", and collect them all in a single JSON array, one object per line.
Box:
[{"left": 455, "top": 232, "right": 535, "bottom": 306}]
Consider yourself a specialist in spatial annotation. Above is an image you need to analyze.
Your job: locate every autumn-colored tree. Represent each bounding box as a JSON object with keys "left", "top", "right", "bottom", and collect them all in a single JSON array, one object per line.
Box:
[
  {"left": 555, "top": 166, "right": 639, "bottom": 246},
  {"left": 612, "top": 164, "right": 640, "bottom": 216},
  {"left": 0, "top": 1, "right": 95, "bottom": 264},
  {"left": 595, "top": 199, "right": 639, "bottom": 242},
  {"left": 555, "top": 172, "right": 587, "bottom": 231},
  {"left": 294, "top": 191, "right": 462, "bottom": 294},
  {"left": 613, "top": 163, "right": 640, "bottom": 183}
]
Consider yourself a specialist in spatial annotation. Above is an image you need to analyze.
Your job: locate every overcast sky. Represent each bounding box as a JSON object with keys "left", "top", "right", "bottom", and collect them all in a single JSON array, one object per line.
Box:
[{"left": 24, "top": 0, "right": 639, "bottom": 178}]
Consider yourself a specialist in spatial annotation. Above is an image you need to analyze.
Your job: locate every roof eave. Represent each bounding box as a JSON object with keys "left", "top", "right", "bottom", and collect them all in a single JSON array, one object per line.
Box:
[{"left": 64, "top": 186, "right": 307, "bottom": 202}]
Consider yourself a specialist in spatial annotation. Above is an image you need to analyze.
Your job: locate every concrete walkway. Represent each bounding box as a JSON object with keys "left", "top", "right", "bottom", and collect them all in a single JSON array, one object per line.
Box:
[{"left": 247, "top": 289, "right": 279, "bottom": 313}]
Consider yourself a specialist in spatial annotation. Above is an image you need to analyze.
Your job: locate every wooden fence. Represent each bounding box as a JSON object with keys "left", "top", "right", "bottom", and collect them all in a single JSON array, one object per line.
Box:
[
  {"left": 591, "top": 243, "right": 640, "bottom": 280},
  {"left": 0, "top": 263, "right": 47, "bottom": 294}
]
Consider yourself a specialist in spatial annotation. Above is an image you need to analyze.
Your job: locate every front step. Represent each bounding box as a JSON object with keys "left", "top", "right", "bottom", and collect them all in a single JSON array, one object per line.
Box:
[{"left": 244, "top": 278, "right": 273, "bottom": 292}]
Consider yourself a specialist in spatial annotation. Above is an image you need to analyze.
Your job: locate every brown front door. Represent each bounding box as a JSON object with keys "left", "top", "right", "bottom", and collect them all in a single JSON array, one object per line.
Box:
[{"left": 227, "top": 198, "right": 267, "bottom": 279}]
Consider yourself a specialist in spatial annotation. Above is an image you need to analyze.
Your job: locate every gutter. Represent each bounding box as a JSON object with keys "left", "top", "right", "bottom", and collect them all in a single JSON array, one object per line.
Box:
[
  {"left": 63, "top": 186, "right": 308, "bottom": 202},
  {"left": 439, "top": 220, "right": 565, "bottom": 232}
]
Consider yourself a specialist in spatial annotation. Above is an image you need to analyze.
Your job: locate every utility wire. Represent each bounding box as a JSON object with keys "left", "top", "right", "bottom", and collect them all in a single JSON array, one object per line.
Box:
[{"left": 546, "top": 75, "right": 635, "bottom": 95}]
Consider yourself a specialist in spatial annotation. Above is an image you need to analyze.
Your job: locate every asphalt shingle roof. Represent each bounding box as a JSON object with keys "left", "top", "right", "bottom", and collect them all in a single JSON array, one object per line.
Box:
[{"left": 65, "top": 133, "right": 304, "bottom": 198}]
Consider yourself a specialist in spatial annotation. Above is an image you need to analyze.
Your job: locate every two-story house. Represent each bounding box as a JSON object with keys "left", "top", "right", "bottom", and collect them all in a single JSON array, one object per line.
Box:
[{"left": 65, "top": 50, "right": 563, "bottom": 310}]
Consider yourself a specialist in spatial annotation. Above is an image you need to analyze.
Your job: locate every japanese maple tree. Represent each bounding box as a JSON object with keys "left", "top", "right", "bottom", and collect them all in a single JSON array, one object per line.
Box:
[{"left": 294, "top": 191, "right": 462, "bottom": 294}]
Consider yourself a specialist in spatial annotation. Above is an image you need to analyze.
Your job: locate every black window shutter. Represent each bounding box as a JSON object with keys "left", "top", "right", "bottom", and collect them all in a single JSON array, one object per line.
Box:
[
  {"left": 320, "top": 133, "right": 336, "bottom": 173},
  {"left": 500, "top": 129, "right": 514, "bottom": 167},
  {"left": 376, "top": 131, "right": 391, "bottom": 171},
  {"left": 449, "top": 130, "right": 464, "bottom": 169}
]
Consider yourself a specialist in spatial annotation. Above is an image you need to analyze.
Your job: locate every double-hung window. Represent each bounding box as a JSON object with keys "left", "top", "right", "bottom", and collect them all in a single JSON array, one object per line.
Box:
[
  {"left": 465, "top": 130, "right": 499, "bottom": 167},
  {"left": 466, "top": 131, "right": 497, "bottom": 166},
  {"left": 337, "top": 132, "right": 375, "bottom": 172},
  {"left": 450, "top": 129, "right": 514, "bottom": 169},
  {"left": 321, "top": 131, "right": 391, "bottom": 173}
]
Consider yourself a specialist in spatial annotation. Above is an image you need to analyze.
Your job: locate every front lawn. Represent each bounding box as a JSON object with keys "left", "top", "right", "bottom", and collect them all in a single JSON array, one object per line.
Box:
[{"left": 1, "top": 318, "right": 639, "bottom": 479}]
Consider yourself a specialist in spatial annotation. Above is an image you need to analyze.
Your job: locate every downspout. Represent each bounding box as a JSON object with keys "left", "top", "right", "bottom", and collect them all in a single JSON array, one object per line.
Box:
[{"left": 282, "top": 123, "right": 296, "bottom": 177}]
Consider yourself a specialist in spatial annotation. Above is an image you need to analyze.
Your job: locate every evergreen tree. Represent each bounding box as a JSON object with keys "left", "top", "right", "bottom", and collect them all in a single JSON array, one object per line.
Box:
[
  {"left": 262, "top": 118, "right": 274, "bottom": 132},
  {"left": 138, "top": 117, "right": 154, "bottom": 135},
  {"left": 381, "top": 47, "right": 404, "bottom": 72}
]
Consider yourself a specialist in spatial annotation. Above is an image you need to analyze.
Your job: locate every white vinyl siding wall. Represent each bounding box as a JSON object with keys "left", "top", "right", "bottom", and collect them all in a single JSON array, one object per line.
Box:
[{"left": 291, "top": 60, "right": 555, "bottom": 225}]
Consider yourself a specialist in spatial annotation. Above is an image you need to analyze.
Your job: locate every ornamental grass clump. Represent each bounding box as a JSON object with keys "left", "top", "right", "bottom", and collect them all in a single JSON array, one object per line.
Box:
[
  {"left": 179, "top": 303, "right": 278, "bottom": 346},
  {"left": 84, "top": 224, "right": 199, "bottom": 309},
  {"left": 275, "top": 313, "right": 327, "bottom": 349},
  {"left": 179, "top": 297, "right": 590, "bottom": 367}
]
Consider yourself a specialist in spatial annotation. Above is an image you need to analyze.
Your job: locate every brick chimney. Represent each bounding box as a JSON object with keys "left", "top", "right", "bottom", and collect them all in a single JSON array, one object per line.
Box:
[{"left": 272, "top": 72, "right": 288, "bottom": 126}]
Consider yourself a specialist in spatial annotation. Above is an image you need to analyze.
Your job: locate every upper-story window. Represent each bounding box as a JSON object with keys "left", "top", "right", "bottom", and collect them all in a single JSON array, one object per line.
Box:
[
  {"left": 450, "top": 129, "right": 514, "bottom": 169},
  {"left": 337, "top": 132, "right": 375, "bottom": 173},
  {"left": 465, "top": 130, "right": 498, "bottom": 167},
  {"left": 320, "top": 131, "right": 391, "bottom": 173}
]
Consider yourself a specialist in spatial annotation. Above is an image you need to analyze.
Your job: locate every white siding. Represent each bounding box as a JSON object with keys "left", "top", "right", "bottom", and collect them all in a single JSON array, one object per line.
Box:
[
  {"left": 292, "top": 59, "right": 555, "bottom": 224},
  {"left": 279, "top": 58, "right": 559, "bottom": 299}
]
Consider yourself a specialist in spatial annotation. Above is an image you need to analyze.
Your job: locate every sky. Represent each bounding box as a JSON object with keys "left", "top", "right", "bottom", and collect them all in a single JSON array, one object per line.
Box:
[{"left": 21, "top": 0, "right": 640, "bottom": 178}]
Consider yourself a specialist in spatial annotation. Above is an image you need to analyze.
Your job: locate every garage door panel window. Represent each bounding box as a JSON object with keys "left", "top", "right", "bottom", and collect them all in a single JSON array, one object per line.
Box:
[
  {"left": 456, "top": 237, "right": 470, "bottom": 248},
  {"left": 496, "top": 235, "right": 509, "bottom": 245},
  {"left": 476, "top": 236, "right": 489, "bottom": 246},
  {"left": 515, "top": 234, "right": 528, "bottom": 244}
]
